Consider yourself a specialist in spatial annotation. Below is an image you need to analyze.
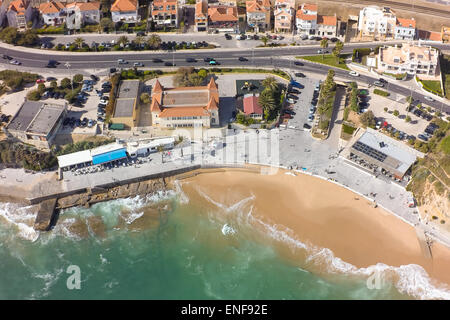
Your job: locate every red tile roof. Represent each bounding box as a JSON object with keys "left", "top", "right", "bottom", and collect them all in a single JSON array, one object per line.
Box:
[
  {"left": 296, "top": 11, "right": 317, "bottom": 20},
  {"left": 111, "top": 0, "right": 137, "bottom": 12},
  {"left": 302, "top": 3, "right": 317, "bottom": 11},
  {"left": 317, "top": 15, "right": 337, "bottom": 26},
  {"left": 208, "top": 6, "right": 238, "bottom": 22},
  {"left": 244, "top": 94, "right": 263, "bottom": 115},
  {"left": 158, "top": 107, "right": 210, "bottom": 118},
  {"left": 39, "top": 1, "right": 65, "bottom": 14},
  {"left": 396, "top": 18, "right": 416, "bottom": 29}
]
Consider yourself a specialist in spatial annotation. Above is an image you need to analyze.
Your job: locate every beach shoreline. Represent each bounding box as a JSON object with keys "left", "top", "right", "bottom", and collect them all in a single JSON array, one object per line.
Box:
[{"left": 176, "top": 167, "right": 450, "bottom": 293}]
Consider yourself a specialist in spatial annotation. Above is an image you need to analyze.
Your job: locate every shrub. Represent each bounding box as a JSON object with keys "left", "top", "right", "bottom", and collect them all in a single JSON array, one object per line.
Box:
[
  {"left": 373, "top": 89, "right": 390, "bottom": 97},
  {"left": 26, "top": 89, "right": 41, "bottom": 101},
  {"left": 393, "top": 110, "right": 399, "bottom": 116}
]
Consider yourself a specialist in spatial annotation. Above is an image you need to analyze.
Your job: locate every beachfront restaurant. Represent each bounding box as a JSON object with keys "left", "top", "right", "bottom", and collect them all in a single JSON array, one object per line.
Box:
[{"left": 126, "top": 137, "right": 175, "bottom": 158}]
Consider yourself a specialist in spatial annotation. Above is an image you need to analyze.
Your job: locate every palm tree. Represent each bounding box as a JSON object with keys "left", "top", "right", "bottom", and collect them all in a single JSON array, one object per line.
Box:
[
  {"left": 258, "top": 88, "right": 277, "bottom": 119},
  {"left": 262, "top": 76, "right": 278, "bottom": 92},
  {"left": 320, "top": 38, "right": 328, "bottom": 60},
  {"left": 117, "top": 36, "right": 129, "bottom": 47},
  {"left": 147, "top": 34, "right": 162, "bottom": 50},
  {"left": 74, "top": 37, "right": 84, "bottom": 49},
  {"left": 261, "top": 36, "right": 269, "bottom": 47},
  {"left": 134, "top": 35, "right": 145, "bottom": 48},
  {"left": 332, "top": 40, "right": 344, "bottom": 63}
]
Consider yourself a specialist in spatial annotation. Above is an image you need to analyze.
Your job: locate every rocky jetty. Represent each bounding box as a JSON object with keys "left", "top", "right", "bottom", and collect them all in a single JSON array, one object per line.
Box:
[{"left": 34, "top": 198, "right": 57, "bottom": 231}]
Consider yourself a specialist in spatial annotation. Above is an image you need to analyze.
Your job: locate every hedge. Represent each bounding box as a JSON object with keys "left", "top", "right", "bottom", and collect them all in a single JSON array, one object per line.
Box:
[{"left": 373, "top": 89, "right": 390, "bottom": 97}]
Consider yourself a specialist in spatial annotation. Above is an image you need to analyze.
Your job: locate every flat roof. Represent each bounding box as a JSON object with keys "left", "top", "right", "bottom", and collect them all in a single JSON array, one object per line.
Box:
[
  {"left": 91, "top": 143, "right": 126, "bottom": 157},
  {"left": 118, "top": 80, "right": 140, "bottom": 99},
  {"left": 7, "top": 101, "right": 65, "bottom": 135},
  {"left": 113, "top": 80, "right": 140, "bottom": 118},
  {"left": 114, "top": 99, "right": 135, "bottom": 117},
  {"left": 162, "top": 90, "right": 209, "bottom": 107},
  {"left": 57, "top": 150, "right": 92, "bottom": 168},
  {"left": 127, "top": 137, "right": 175, "bottom": 154},
  {"left": 355, "top": 128, "right": 422, "bottom": 174}
]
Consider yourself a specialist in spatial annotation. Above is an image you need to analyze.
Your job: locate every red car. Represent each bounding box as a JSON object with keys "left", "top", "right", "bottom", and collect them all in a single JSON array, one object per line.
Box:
[{"left": 36, "top": 79, "right": 45, "bottom": 84}]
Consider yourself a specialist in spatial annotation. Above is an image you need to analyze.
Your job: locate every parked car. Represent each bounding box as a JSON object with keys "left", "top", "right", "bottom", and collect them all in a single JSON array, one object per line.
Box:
[
  {"left": 46, "top": 77, "right": 57, "bottom": 82},
  {"left": 36, "top": 79, "right": 45, "bottom": 84},
  {"left": 349, "top": 71, "right": 359, "bottom": 77},
  {"left": 224, "top": 34, "right": 232, "bottom": 40},
  {"left": 117, "top": 58, "right": 128, "bottom": 64},
  {"left": 133, "top": 62, "right": 144, "bottom": 67},
  {"left": 303, "top": 123, "right": 312, "bottom": 130},
  {"left": 295, "top": 72, "right": 305, "bottom": 77},
  {"left": 90, "top": 74, "right": 99, "bottom": 82}
]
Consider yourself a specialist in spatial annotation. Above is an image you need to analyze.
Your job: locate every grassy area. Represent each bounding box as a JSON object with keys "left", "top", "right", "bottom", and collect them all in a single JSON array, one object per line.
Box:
[
  {"left": 420, "top": 79, "right": 443, "bottom": 96},
  {"left": 210, "top": 68, "right": 291, "bottom": 81},
  {"left": 383, "top": 72, "right": 406, "bottom": 80},
  {"left": 440, "top": 135, "right": 450, "bottom": 155},
  {"left": 297, "top": 54, "right": 350, "bottom": 70},
  {"left": 440, "top": 55, "right": 450, "bottom": 100},
  {"left": 373, "top": 89, "right": 390, "bottom": 97},
  {"left": 342, "top": 123, "right": 356, "bottom": 135}
]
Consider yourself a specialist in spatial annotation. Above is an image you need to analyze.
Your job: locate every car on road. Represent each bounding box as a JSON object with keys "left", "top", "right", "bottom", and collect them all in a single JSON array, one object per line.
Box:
[
  {"left": 294, "top": 72, "right": 305, "bottom": 78},
  {"left": 2, "top": 54, "right": 12, "bottom": 60},
  {"left": 204, "top": 57, "right": 213, "bottom": 62},
  {"left": 349, "top": 71, "right": 359, "bottom": 77},
  {"left": 133, "top": 62, "right": 144, "bottom": 67},
  {"left": 117, "top": 58, "right": 128, "bottom": 64},
  {"left": 378, "top": 78, "right": 388, "bottom": 84},
  {"left": 238, "top": 57, "right": 248, "bottom": 62},
  {"left": 224, "top": 34, "right": 232, "bottom": 40},
  {"left": 46, "top": 60, "right": 58, "bottom": 68},
  {"left": 424, "top": 96, "right": 434, "bottom": 102},
  {"left": 36, "top": 79, "right": 45, "bottom": 84},
  {"left": 209, "top": 60, "right": 219, "bottom": 65},
  {"left": 317, "top": 49, "right": 328, "bottom": 54},
  {"left": 151, "top": 58, "right": 163, "bottom": 63},
  {"left": 294, "top": 61, "right": 303, "bottom": 66},
  {"left": 164, "top": 62, "right": 175, "bottom": 66},
  {"left": 185, "top": 58, "right": 197, "bottom": 63},
  {"left": 9, "top": 60, "right": 21, "bottom": 65},
  {"left": 373, "top": 81, "right": 384, "bottom": 87}
]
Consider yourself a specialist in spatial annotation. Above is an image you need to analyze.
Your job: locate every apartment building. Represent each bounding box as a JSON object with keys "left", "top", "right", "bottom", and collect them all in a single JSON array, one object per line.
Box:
[
  {"left": 274, "top": 0, "right": 295, "bottom": 33},
  {"left": 316, "top": 14, "right": 337, "bottom": 37},
  {"left": 150, "top": 78, "right": 220, "bottom": 128},
  {"left": 394, "top": 18, "right": 416, "bottom": 41},
  {"left": 65, "top": 2, "right": 101, "bottom": 30},
  {"left": 6, "top": 0, "right": 33, "bottom": 29},
  {"left": 246, "top": 0, "right": 271, "bottom": 33},
  {"left": 358, "top": 6, "right": 396, "bottom": 39},
  {"left": 377, "top": 43, "right": 440, "bottom": 78},
  {"left": 207, "top": 3, "right": 238, "bottom": 33},
  {"left": 295, "top": 3, "right": 317, "bottom": 35},
  {"left": 151, "top": 0, "right": 180, "bottom": 29},
  {"left": 39, "top": 0, "right": 66, "bottom": 26},
  {"left": 111, "top": 0, "right": 139, "bottom": 24},
  {"left": 194, "top": 0, "right": 208, "bottom": 31}
]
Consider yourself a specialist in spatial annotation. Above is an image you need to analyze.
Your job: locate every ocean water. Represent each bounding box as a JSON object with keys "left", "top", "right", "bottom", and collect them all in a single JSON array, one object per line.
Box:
[{"left": 0, "top": 186, "right": 449, "bottom": 300}]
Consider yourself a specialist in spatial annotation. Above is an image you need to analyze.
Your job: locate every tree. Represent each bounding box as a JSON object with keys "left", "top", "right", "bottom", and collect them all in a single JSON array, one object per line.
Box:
[
  {"left": 140, "top": 92, "right": 150, "bottom": 104},
  {"left": 405, "top": 115, "right": 411, "bottom": 122},
  {"left": 198, "top": 69, "right": 208, "bottom": 79},
  {"left": 332, "top": 40, "right": 344, "bottom": 63},
  {"left": 74, "top": 37, "right": 84, "bottom": 49},
  {"left": 261, "top": 36, "right": 269, "bottom": 47},
  {"left": 100, "top": 17, "right": 114, "bottom": 32},
  {"left": 147, "top": 34, "right": 162, "bottom": 50},
  {"left": 118, "top": 36, "right": 129, "bottom": 47},
  {"left": 0, "top": 27, "right": 18, "bottom": 44},
  {"left": 258, "top": 88, "right": 277, "bottom": 119},
  {"left": 262, "top": 76, "right": 279, "bottom": 92},
  {"left": 73, "top": 74, "right": 83, "bottom": 84},
  {"left": 384, "top": 107, "right": 388, "bottom": 112},
  {"left": 27, "top": 90, "right": 41, "bottom": 101},
  {"left": 393, "top": 110, "right": 399, "bottom": 117},
  {"left": 134, "top": 35, "right": 145, "bottom": 48},
  {"left": 61, "top": 78, "right": 71, "bottom": 89},
  {"left": 50, "top": 80, "right": 58, "bottom": 90},
  {"left": 188, "top": 73, "right": 204, "bottom": 86},
  {"left": 360, "top": 110, "right": 376, "bottom": 128},
  {"left": 320, "top": 38, "right": 328, "bottom": 60},
  {"left": 37, "top": 83, "right": 46, "bottom": 94},
  {"left": 174, "top": 67, "right": 195, "bottom": 86}
]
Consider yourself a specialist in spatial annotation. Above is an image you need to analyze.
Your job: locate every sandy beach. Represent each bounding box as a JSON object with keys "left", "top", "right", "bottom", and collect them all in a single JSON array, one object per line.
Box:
[{"left": 177, "top": 168, "right": 450, "bottom": 290}]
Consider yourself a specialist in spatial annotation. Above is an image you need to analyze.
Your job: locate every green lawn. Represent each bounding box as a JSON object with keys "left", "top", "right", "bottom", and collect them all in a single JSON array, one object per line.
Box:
[
  {"left": 439, "top": 55, "right": 450, "bottom": 99},
  {"left": 342, "top": 123, "right": 356, "bottom": 135},
  {"left": 420, "top": 80, "right": 443, "bottom": 96},
  {"left": 297, "top": 54, "right": 350, "bottom": 70}
]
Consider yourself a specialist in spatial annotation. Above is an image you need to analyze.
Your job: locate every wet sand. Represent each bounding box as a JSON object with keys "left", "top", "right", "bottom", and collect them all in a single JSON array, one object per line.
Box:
[{"left": 179, "top": 168, "right": 450, "bottom": 288}]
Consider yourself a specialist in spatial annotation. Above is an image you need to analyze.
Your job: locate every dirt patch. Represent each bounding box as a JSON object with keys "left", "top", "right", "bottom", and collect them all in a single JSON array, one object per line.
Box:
[{"left": 347, "top": 110, "right": 362, "bottom": 127}]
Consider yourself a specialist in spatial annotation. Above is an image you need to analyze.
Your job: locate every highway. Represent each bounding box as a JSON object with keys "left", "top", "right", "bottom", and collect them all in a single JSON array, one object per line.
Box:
[{"left": 1, "top": 42, "right": 450, "bottom": 113}]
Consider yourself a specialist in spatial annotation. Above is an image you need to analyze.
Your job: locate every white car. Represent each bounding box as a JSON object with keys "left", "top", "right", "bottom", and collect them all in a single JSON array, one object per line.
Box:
[
  {"left": 424, "top": 96, "right": 434, "bottom": 102},
  {"left": 9, "top": 60, "right": 20, "bottom": 65},
  {"left": 99, "top": 99, "right": 108, "bottom": 105},
  {"left": 349, "top": 71, "right": 359, "bottom": 77}
]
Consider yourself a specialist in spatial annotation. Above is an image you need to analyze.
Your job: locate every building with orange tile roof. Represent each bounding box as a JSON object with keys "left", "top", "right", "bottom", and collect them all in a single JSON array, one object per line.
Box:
[
  {"left": 296, "top": 3, "right": 317, "bottom": 35},
  {"left": 274, "top": 0, "right": 295, "bottom": 33},
  {"left": 441, "top": 26, "right": 450, "bottom": 43},
  {"left": 207, "top": 3, "right": 238, "bottom": 33},
  {"left": 65, "top": 2, "right": 101, "bottom": 30},
  {"left": 151, "top": 0, "right": 180, "bottom": 29},
  {"left": 151, "top": 78, "right": 220, "bottom": 128},
  {"left": 39, "top": 1, "right": 66, "bottom": 26},
  {"left": 6, "top": 0, "right": 32, "bottom": 29},
  {"left": 246, "top": 0, "right": 271, "bottom": 33},
  {"left": 417, "top": 30, "right": 442, "bottom": 43},
  {"left": 394, "top": 18, "right": 416, "bottom": 40},
  {"left": 111, "top": 0, "right": 139, "bottom": 24},
  {"left": 316, "top": 14, "right": 337, "bottom": 37},
  {"left": 377, "top": 43, "right": 440, "bottom": 79},
  {"left": 194, "top": 0, "right": 208, "bottom": 31}
]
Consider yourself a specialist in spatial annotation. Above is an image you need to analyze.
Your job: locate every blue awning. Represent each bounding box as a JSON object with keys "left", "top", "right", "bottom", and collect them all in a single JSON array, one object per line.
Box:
[{"left": 92, "top": 149, "right": 127, "bottom": 165}]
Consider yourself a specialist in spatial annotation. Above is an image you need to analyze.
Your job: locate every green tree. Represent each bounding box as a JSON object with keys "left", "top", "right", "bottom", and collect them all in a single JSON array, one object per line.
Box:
[
  {"left": 27, "top": 90, "right": 41, "bottom": 101},
  {"left": 140, "top": 92, "right": 150, "bottom": 104},
  {"left": 100, "top": 17, "right": 114, "bottom": 32},
  {"left": 188, "top": 73, "right": 204, "bottom": 86},
  {"left": 360, "top": 110, "right": 376, "bottom": 128},
  {"left": 37, "top": 83, "right": 46, "bottom": 94},
  {"left": 262, "top": 76, "right": 279, "bottom": 92},
  {"left": 134, "top": 35, "right": 145, "bottom": 48},
  {"left": 320, "top": 38, "right": 328, "bottom": 60},
  {"left": 74, "top": 37, "right": 84, "bottom": 49},
  {"left": 198, "top": 69, "right": 208, "bottom": 79},
  {"left": 118, "top": 36, "right": 129, "bottom": 47},
  {"left": 73, "top": 74, "right": 83, "bottom": 84},
  {"left": 384, "top": 107, "right": 388, "bottom": 112},
  {"left": 405, "top": 116, "right": 411, "bottom": 122},
  {"left": 0, "top": 27, "right": 18, "bottom": 44},
  {"left": 50, "top": 80, "right": 58, "bottom": 90},
  {"left": 332, "top": 40, "right": 344, "bottom": 63},
  {"left": 393, "top": 110, "right": 399, "bottom": 117},
  {"left": 261, "top": 36, "right": 269, "bottom": 47},
  {"left": 147, "top": 34, "right": 162, "bottom": 49},
  {"left": 61, "top": 78, "right": 71, "bottom": 89},
  {"left": 258, "top": 88, "right": 277, "bottom": 119}
]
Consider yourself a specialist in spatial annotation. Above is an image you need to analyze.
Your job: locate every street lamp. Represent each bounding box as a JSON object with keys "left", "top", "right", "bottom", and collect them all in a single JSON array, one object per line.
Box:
[{"left": 64, "top": 62, "right": 74, "bottom": 92}]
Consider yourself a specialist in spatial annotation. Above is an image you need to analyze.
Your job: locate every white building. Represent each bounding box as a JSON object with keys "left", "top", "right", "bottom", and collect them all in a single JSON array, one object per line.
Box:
[
  {"left": 377, "top": 43, "right": 440, "bottom": 79},
  {"left": 358, "top": 6, "right": 396, "bottom": 39},
  {"left": 111, "top": 0, "right": 139, "bottom": 24},
  {"left": 295, "top": 3, "right": 317, "bottom": 35},
  {"left": 65, "top": 2, "right": 101, "bottom": 30},
  {"left": 394, "top": 18, "right": 416, "bottom": 41},
  {"left": 317, "top": 14, "right": 337, "bottom": 37},
  {"left": 39, "top": 1, "right": 66, "bottom": 26}
]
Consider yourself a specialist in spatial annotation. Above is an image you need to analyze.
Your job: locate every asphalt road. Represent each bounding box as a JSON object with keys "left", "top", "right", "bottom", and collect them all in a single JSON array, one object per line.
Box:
[{"left": 1, "top": 42, "right": 450, "bottom": 113}]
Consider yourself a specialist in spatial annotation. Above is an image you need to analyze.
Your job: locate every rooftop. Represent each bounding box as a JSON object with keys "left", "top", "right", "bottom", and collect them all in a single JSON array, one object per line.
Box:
[
  {"left": 111, "top": 0, "right": 137, "bottom": 12},
  {"left": 317, "top": 15, "right": 337, "bottom": 26},
  {"left": 243, "top": 94, "right": 263, "bottom": 115},
  {"left": 396, "top": 18, "right": 416, "bottom": 29},
  {"left": 379, "top": 43, "right": 439, "bottom": 65},
  {"left": 57, "top": 150, "right": 92, "bottom": 168},
  {"left": 158, "top": 106, "right": 210, "bottom": 118},
  {"left": 163, "top": 90, "right": 210, "bottom": 107},
  {"left": 7, "top": 101, "right": 66, "bottom": 136},
  {"left": 208, "top": 5, "right": 238, "bottom": 22},
  {"left": 113, "top": 80, "right": 140, "bottom": 118}
]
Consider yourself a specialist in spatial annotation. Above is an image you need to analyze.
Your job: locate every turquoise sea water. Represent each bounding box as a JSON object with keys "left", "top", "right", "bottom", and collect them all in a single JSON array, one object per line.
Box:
[{"left": 0, "top": 188, "right": 448, "bottom": 300}]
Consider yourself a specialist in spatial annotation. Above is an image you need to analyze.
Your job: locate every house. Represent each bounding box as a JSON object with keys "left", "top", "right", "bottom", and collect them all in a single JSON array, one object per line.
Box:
[
  {"left": 151, "top": 0, "right": 180, "bottom": 30},
  {"left": 65, "top": 2, "right": 101, "bottom": 30},
  {"left": 358, "top": 6, "right": 396, "bottom": 39},
  {"left": 207, "top": 3, "right": 238, "bottom": 33},
  {"left": 6, "top": 0, "right": 33, "bottom": 29},
  {"left": 109, "top": 80, "right": 142, "bottom": 129},
  {"left": 377, "top": 43, "right": 440, "bottom": 79},
  {"left": 111, "top": 0, "right": 139, "bottom": 24},
  {"left": 39, "top": 1, "right": 66, "bottom": 26},
  {"left": 4, "top": 101, "right": 67, "bottom": 149},
  {"left": 243, "top": 93, "right": 263, "bottom": 119},
  {"left": 296, "top": 3, "right": 317, "bottom": 36},
  {"left": 194, "top": 0, "right": 208, "bottom": 31},
  {"left": 316, "top": 14, "right": 337, "bottom": 37},
  {"left": 150, "top": 78, "right": 220, "bottom": 128},
  {"left": 394, "top": 18, "right": 415, "bottom": 40},
  {"left": 417, "top": 30, "right": 442, "bottom": 43},
  {"left": 274, "top": 0, "right": 295, "bottom": 33},
  {"left": 246, "top": 0, "right": 271, "bottom": 33}
]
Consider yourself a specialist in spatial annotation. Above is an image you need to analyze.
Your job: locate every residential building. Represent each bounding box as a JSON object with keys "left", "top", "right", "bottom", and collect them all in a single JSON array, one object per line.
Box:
[
  {"left": 417, "top": 30, "right": 442, "bottom": 43},
  {"left": 317, "top": 14, "right": 337, "bottom": 37},
  {"left": 274, "top": 0, "right": 295, "bottom": 33},
  {"left": 243, "top": 93, "right": 263, "bottom": 119},
  {"left": 0, "top": 1, "right": 8, "bottom": 28},
  {"left": 207, "top": 3, "right": 238, "bottom": 33},
  {"left": 194, "top": 0, "right": 208, "bottom": 31},
  {"left": 358, "top": 6, "right": 396, "bottom": 39},
  {"left": 246, "top": 0, "right": 271, "bottom": 33},
  {"left": 349, "top": 128, "right": 422, "bottom": 179},
  {"left": 110, "top": 80, "right": 142, "bottom": 129},
  {"left": 377, "top": 43, "right": 440, "bottom": 78},
  {"left": 394, "top": 18, "right": 416, "bottom": 40},
  {"left": 4, "top": 101, "right": 67, "bottom": 149},
  {"left": 111, "top": 0, "right": 139, "bottom": 24},
  {"left": 150, "top": 78, "right": 220, "bottom": 128},
  {"left": 6, "top": 0, "right": 33, "bottom": 29},
  {"left": 295, "top": 3, "right": 317, "bottom": 36},
  {"left": 39, "top": 1, "right": 66, "bottom": 26},
  {"left": 442, "top": 26, "right": 450, "bottom": 43},
  {"left": 65, "top": 2, "right": 101, "bottom": 30},
  {"left": 151, "top": 0, "right": 180, "bottom": 29}
]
